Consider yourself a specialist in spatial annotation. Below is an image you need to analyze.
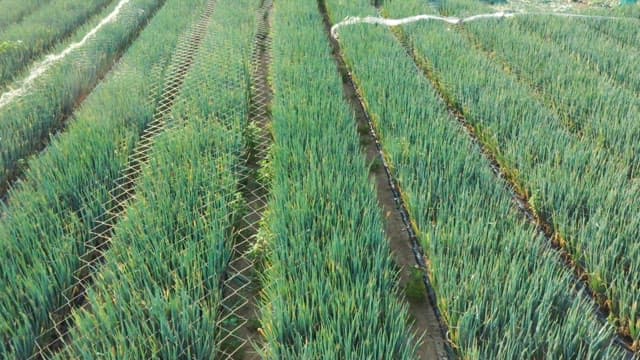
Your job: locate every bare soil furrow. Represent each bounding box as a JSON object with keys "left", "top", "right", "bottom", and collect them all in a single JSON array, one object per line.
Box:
[
  {"left": 216, "top": 1, "right": 273, "bottom": 358},
  {"left": 318, "top": 1, "right": 452, "bottom": 359}
]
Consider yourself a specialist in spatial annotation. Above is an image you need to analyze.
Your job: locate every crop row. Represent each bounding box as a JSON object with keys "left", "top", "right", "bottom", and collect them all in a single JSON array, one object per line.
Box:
[
  {"left": 431, "top": 0, "right": 640, "bottom": 346},
  {"left": 326, "top": 0, "right": 624, "bottom": 358},
  {"left": 517, "top": 15, "right": 640, "bottom": 96},
  {"left": 56, "top": 0, "right": 259, "bottom": 353},
  {"left": 59, "top": 115, "right": 243, "bottom": 359},
  {"left": 382, "top": 0, "right": 640, "bottom": 349},
  {"left": 491, "top": 13, "right": 640, "bottom": 179},
  {"left": 460, "top": 2, "right": 640, "bottom": 162},
  {"left": 0, "top": 0, "right": 115, "bottom": 88},
  {"left": 0, "top": 0, "right": 164, "bottom": 197},
  {"left": 0, "top": 0, "right": 51, "bottom": 29},
  {"left": 256, "top": 0, "right": 419, "bottom": 358},
  {"left": 0, "top": 0, "right": 208, "bottom": 357},
  {"left": 436, "top": 0, "right": 640, "bottom": 178}
]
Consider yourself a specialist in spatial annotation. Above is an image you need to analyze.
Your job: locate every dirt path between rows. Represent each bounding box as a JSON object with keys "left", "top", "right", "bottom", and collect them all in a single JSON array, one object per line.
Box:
[
  {"left": 216, "top": 0, "right": 273, "bottom": 358},
  {"left": 318, "top": 1, "right": 451, "bottom": 358}
]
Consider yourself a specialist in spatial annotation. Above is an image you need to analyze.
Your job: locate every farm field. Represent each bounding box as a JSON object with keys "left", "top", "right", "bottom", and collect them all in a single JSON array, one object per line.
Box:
[{"left": 0, "top": 0, "right": 639, "bottom": 358}]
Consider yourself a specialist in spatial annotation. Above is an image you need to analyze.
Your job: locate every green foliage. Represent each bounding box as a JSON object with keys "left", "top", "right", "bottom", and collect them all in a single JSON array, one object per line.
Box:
[
  {"left": 2, "top": 0, "right": 637, "bottom": 357},
  {"left": 245, "top": 120, "right": 263, "bottom": 158},
  {"left": 0, "top": 0, "right": 115, "bottom": 89},
  {"left": 57, "top": 0, "right": 258, "bottom": 356},
  {"left": 412, "top": 0, "right": 640, "bottom": 345},
  {"left": 326, "top": 0, "right": 624, "bottom": 357},
  {"left": 0, "top": 41, "right": 24, "bottom": 55},
  {"left": 405, "top": 266, "right": 426, "bottom": 303},
  {"left": 0, "top": 0, "right": 209, "bottom": 356},
  {"left": 59, "top": 117, "right": 243, "bottom": 359},
  {"left": 257, "top": 143, "right": 275, "bottom": 187},
  {"left": 257, "top": 1, "right": 419, "bottom": 358},
  {"left": 0, "top": 0, "right": 51, "bottom": 30},
  {"left": 247, "top": 213, "right": 273, "bottom": 268},
  {"left": 0, "top": 0, "right": 163, "bottom": 196}
]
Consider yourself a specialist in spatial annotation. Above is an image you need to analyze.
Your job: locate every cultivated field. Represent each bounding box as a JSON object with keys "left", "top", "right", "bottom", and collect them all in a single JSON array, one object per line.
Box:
[{"left": 1, "top": 0, "right": 639, "bottom": 358}]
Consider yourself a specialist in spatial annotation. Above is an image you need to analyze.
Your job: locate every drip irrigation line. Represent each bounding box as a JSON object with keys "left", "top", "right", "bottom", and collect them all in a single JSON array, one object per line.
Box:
[{"left": 330, "top": 11, "right": 638, "bottom": 38}]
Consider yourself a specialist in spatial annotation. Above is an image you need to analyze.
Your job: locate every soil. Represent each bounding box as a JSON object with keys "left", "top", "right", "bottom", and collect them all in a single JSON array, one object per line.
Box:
[{"left": 368, "top": 146, "right": 450, "bottom": 360}]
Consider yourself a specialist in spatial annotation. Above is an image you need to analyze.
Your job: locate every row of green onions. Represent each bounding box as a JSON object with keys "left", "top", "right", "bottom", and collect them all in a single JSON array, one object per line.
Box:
[
  {"left": 586, "top": 6, "right": 640, "bottom": 45},
  {"left": 461, "top": 1, "right": 640, "bottom": 161},
  {"left": 0, "top": 0, "right": 51, "bottom": 29},
  {"left": 0, "top": 0, "right": 162, "bottom": 194},
  {"left": 417, "top": 0, "right": 640, "bottom": 345},
  {"left": 257, "top": 0, "right": 420, "bottom": 358},
  {"left": 0, "top": 0, "right": 207, "bottom": 356},
  {"left": 57, "top": 109, "right": 244, "bottom": 358},
  {"left": 54, "top": 0, "right": 259, "bottom": 356},
  {"left": 0, "top": 0, "right": 115, "bottom": 89},
  {"left": 514, "top": 14, "right": 640, "bottom": 96},
  {"left": 326, "top": 0, "right": 624, "bottom": 357}
]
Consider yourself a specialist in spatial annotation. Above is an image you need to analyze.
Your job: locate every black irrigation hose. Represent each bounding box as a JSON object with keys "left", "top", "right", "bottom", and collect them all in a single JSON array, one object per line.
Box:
[{"left": 317, "top": 0, "right": 454, "bottom": 358}]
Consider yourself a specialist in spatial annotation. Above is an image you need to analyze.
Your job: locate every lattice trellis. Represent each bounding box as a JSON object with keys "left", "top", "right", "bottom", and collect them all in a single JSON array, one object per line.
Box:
[
  {"left": 30, "top": 0, "right": 219, "bottom": 357},
  {"left": 214, "top": 0, "right": 274, "bottom": 357},
  {"left": 28, "top": 0, "right": 275, "bottom": 358}
]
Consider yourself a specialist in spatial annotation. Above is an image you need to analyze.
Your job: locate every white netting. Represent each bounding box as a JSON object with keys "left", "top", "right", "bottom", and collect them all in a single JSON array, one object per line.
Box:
[
  {"left": 29, "top": 0, "right": 218, "bottom": 356},
  {"left": 29, "top": 0, "right": 274, "bottom": 357},
  {"left": 214, "top": 1, "right": 273, "bottom": 357}
]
